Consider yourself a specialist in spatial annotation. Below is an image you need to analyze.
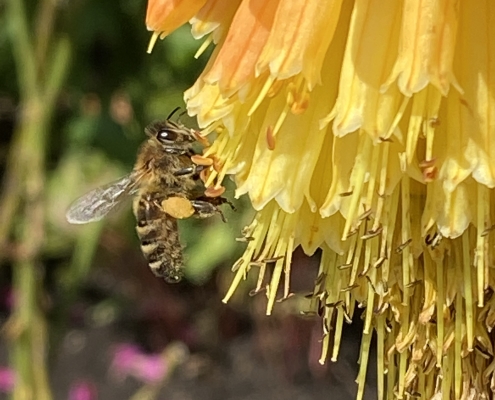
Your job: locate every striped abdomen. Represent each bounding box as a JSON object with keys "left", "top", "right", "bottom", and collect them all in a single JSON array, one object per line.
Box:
[{"left": 133, "top": 194, "right": 184, "bottom": 283}]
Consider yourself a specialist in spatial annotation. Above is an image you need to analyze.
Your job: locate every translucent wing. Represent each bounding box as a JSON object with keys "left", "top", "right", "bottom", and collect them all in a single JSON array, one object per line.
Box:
[{"left": 66, "top": 175, "right": 138, "bottom": 224}]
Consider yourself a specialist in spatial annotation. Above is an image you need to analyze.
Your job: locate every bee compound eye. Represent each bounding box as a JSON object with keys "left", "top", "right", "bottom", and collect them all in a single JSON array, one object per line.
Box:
[{"left": 157, "top": 129, "right": 178, "bottom": 143}]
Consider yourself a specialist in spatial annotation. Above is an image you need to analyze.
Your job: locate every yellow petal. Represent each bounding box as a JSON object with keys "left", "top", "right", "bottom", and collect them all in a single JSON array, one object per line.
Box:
[
  {"left": 190, "top": 0, "right": 241, "bottom": 42},
  {"left": 381, "top": 0, "right": 461, "bottom": 96},
  {"left": 146, "top": 0, "right": 207, "bottom": 36},
  {"left": 203, "top": 0, "right": 280, "bottom": 96},
  {"left": 256, "top": 0, "right": 343, "bottom": 89}
]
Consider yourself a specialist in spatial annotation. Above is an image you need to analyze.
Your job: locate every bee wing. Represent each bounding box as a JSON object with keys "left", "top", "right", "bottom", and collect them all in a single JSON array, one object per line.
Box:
[{"left": 66, "top": 175, "right": 138, "bottom": 224}]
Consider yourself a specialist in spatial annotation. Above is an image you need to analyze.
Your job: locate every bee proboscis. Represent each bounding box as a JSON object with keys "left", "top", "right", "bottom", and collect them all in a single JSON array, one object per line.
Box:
[{"left": 66, "top": 110, "right": 232, "bottom": 283}]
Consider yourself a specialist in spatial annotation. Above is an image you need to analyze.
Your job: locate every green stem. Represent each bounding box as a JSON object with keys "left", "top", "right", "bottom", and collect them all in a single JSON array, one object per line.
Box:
[
  {"left": 35, "top": 0, "right": 57, "bottom": 72},
  {"left": 6, "top": 0, "right": 38, "bottom": 98},
  {"left": 0, "top": 0, "right": 41, "bottom": 259},
  {"left": 9, "top": 102, "right": 52, "bottom": 400},
  {"left": 4, "top": 0, "right": 71, "bottom": 398}
]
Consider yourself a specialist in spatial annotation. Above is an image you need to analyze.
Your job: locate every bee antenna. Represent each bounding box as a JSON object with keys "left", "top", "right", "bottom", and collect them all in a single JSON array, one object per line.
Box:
[
  {"left": 167, "top": 107, "right": 181, "bottom": 120},
  {"left": 177, "top": 110, "right": 188, "bottom": 123}
]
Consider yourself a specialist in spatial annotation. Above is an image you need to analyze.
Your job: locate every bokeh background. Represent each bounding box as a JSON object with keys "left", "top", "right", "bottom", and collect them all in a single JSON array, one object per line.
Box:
[{"left": 0, "top": 1, "right": 376, "bottom": 399}]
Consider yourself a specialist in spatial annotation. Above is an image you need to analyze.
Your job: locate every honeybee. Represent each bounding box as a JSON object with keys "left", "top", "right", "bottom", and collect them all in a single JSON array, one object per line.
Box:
[{"left": 66, "top": 109, "right": 231, "bottom": 283}]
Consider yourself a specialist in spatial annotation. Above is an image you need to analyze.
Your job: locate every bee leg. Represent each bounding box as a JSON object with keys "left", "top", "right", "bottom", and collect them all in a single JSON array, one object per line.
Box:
[
  {"left": 174, "top": 164, "right": 204, "bottom": 177},
  {"left": 196, "top": 195, "right": 236, "bottom": 211},
  {"left": 221, "top": 198, "right": 236, "bottom": 211},
  {"left": 190, "top": 200, "right": 226, "bottom": 222}
]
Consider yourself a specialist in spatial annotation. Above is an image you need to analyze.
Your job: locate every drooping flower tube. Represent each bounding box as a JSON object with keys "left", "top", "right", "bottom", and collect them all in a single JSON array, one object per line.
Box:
[{"left": 146, "top": 1, "right": 495, "bottom": 399}]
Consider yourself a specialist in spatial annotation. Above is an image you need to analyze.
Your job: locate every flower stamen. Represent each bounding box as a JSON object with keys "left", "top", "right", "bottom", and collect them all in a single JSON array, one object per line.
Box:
[
  {"left": 248, "top": 75, "right": 276, "bottom": 117},
  {"left": 194, "top": 34, "right": 214, "bottom": 59},
  {"left": 147, "top": 32, "right": 160, "bottom": 54}
]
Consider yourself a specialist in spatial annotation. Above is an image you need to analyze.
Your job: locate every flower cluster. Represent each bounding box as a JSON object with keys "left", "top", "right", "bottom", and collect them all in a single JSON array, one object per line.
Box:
[{"left": 146, "top": 1, "right": 495, "bottom": 399}]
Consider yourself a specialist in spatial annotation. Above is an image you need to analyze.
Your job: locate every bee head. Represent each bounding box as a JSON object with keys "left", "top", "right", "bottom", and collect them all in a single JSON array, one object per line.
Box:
[{"left": 145, "top": 119, "right": 196, "bottom": 154}]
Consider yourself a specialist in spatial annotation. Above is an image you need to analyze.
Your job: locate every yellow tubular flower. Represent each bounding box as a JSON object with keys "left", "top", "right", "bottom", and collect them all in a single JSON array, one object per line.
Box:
[
  {"left": 146, "top": 0, "right": 495, "bottom": 399},
  {"left": 145, "top": 0, "right": 208, "bottom": 52}
]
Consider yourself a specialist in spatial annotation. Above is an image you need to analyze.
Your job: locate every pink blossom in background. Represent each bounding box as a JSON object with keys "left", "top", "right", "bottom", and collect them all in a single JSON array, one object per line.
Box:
[
  {"left": 111, "top": 343, "right": 167, "bottom": 384},
  {"left": 68, "top": 380, "right": 98, "bottom": 400},
  {"left": 0, "top": 367, "right": 14, "bottom": 393}
]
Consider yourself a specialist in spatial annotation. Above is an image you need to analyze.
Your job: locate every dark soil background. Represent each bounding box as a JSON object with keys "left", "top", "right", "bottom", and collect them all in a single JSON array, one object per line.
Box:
[{"left": 46, "top": 248, "right": 378, "bottom": 400}]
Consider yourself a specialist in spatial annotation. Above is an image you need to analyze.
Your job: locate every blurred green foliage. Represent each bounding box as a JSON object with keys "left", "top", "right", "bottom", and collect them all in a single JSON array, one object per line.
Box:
[{"left": 0, "top": 1, "right": 249, "bottom": 398}]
